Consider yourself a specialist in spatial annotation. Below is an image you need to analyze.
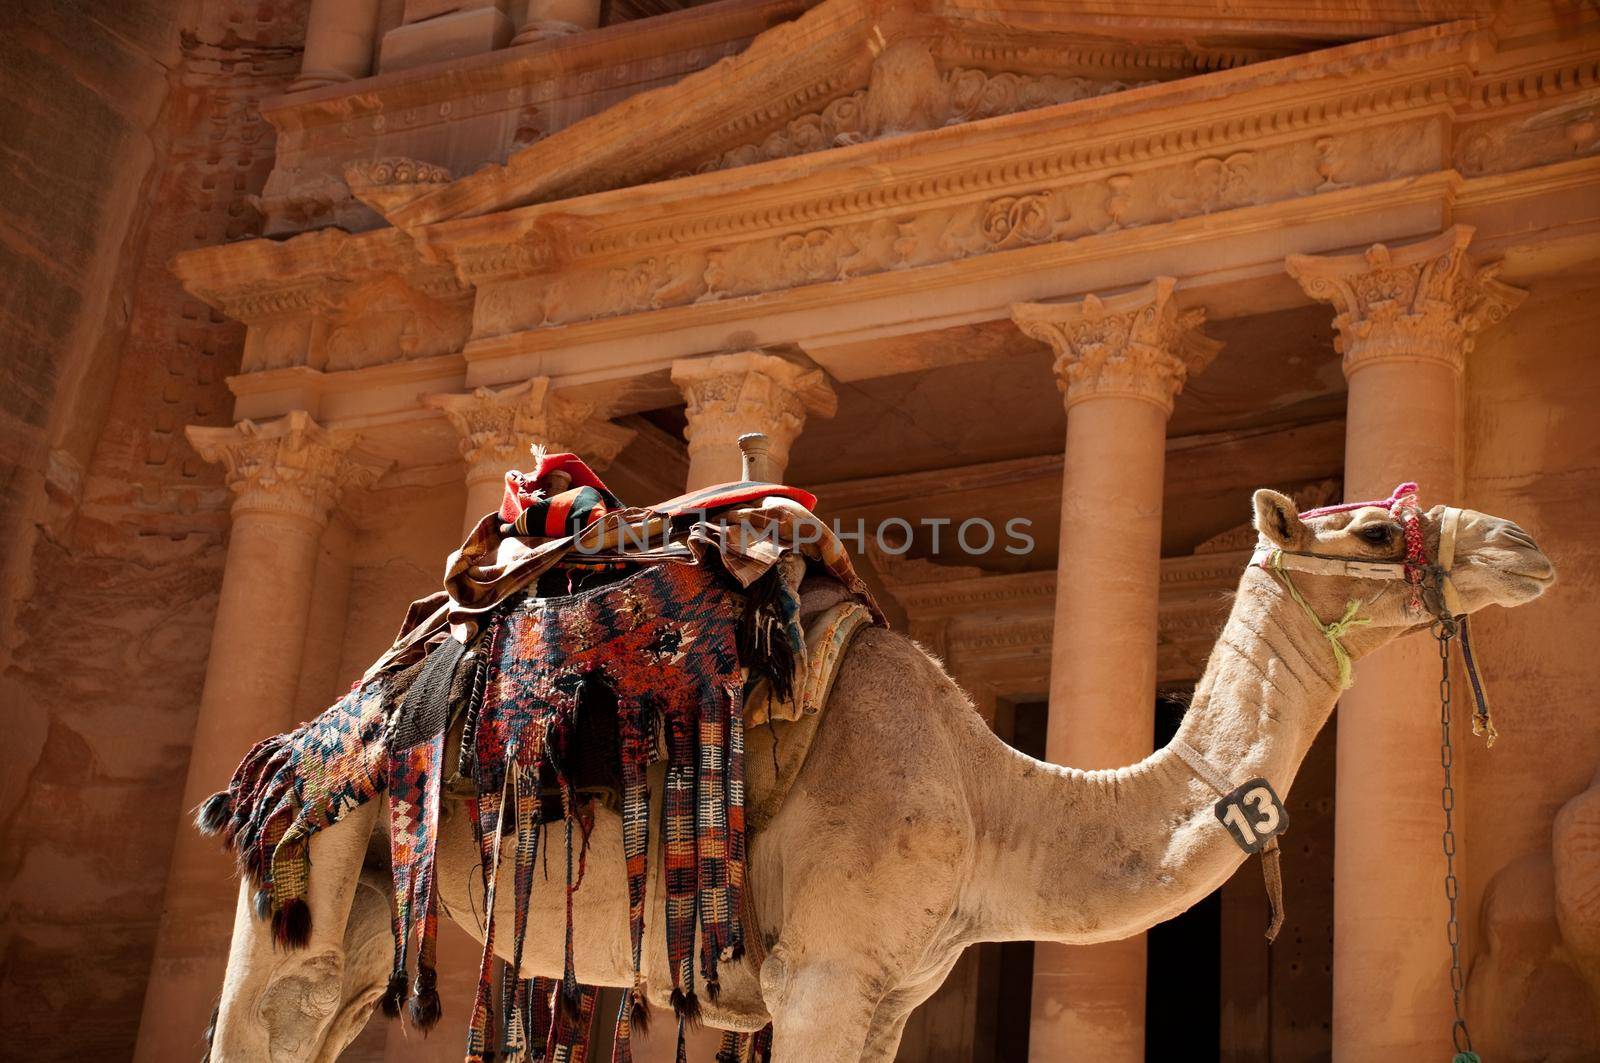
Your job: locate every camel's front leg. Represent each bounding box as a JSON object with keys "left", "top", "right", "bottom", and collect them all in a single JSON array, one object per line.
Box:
[
  {"left": 208, "top": 799, "right": 379, "bottom": 1062},
  {"left": 760, "top": 947, "right": 879, "bottom": 1063},
  {"left": 854, "top": 951, "right": 963, "bottom": 1063},
  {"left": 309, "top": 866, "right": 397, "bottom": 1062}
]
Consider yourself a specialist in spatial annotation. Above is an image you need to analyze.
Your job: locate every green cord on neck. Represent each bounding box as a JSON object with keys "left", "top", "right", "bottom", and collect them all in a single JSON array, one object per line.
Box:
[{"left": 1269, "top": 551, "right": 1372, "bottom": 689}]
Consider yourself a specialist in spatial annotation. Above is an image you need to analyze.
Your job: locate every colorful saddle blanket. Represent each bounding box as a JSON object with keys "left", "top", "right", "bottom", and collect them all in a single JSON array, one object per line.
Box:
[{"left": 200, "top": 557, "right": 794, "bottom": 1063}]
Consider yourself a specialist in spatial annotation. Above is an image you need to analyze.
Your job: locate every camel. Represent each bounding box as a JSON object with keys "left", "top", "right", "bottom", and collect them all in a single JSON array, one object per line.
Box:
[{"left": 203, "top": 486, "right": 1555, "bottom": 1062}]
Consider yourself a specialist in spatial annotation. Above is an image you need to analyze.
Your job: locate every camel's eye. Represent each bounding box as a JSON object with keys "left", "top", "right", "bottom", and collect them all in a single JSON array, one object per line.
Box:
[{"left": 1358, "top": 524, "right": 1395, "bottom": 546}]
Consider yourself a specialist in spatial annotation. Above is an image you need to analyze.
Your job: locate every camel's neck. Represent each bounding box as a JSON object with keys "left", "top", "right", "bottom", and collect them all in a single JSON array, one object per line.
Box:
[{"left": 962, "top": 566, "right": 1359, "bottom": 945}]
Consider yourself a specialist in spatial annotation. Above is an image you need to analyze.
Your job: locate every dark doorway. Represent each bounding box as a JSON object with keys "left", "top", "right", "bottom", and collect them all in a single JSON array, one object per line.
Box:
[{"left": 1145, "top": 690, "right": 1223, "bottom": 1061}]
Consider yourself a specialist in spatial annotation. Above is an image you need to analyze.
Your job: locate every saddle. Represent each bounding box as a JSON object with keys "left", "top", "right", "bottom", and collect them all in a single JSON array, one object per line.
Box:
[{"left": 198, "top": 447, "right": 880, "bottom": 1063}]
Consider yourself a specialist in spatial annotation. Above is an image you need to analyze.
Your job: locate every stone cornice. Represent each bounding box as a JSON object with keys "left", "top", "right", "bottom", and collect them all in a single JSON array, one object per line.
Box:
[
  {"left": 184, "top": 410, "right": 392, "bottom": 525},
  {"left": 414, "top": 18, "right": 1483, "bottom": 274},
  {"left": 383, "top": 0, "right": 1305, "bottom": 228},
  {"left": 1286, "top": 224, "right": 1528, "bottom": 375},
  {"left": 172, "top": 227, "right": 450, "bottom": 321},
  {"left": 1012, "top": 276, "right": 1221, "bottom": 413}
]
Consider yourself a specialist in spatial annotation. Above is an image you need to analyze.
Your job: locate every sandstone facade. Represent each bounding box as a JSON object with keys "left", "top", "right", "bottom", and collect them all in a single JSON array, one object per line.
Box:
[{"left": 3, "top": 1, "right": 1599, "bottom": 1061}]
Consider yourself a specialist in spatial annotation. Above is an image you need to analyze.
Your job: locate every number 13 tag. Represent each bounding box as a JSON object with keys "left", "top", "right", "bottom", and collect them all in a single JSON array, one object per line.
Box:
[{"left": 1214, "top": 778, "right": 1289, "bottom": 854}]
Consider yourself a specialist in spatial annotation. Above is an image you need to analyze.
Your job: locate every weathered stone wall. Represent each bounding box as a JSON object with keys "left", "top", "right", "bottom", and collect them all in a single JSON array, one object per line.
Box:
[
  {"left": 1459, "top": 273, "right": 1600, "bottom": 1061},
  {"left": 0, "top": 2, "right": 307, "bottom": 1057}
]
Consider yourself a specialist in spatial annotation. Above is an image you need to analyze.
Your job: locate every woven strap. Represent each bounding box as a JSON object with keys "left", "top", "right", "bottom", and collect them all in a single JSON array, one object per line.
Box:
[{"left": 1171, "top": 739, "right": 1286, "bottom": 943}]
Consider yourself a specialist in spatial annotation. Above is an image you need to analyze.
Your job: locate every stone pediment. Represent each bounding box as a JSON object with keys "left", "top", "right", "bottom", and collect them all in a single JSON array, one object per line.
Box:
[{"left": 376, "top": 0, "right": 1305, "bottom": 228}]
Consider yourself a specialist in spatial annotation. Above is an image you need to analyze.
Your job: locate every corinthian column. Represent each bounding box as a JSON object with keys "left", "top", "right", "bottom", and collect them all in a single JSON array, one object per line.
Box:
[
  {"left": 1011, "top": 277, "right": 1220, "bottom": 1063},
  {"left": 426, "top": 377, "right": 635, "bottom": 535},
  {"left": 133, "top": 412, "right": 389, "bottom": 1063},
  {"left": 1287, "top": 226, "right": 1525, "bottom": 1061},
  {"left": 671, "top": 352, "right": 837, "bottom": 491},
  {"left": 289, "top": 0, "right": 382, "bottom": 92}
]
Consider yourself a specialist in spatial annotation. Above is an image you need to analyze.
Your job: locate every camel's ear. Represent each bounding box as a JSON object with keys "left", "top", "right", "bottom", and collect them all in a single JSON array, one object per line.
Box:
[{"left": 1253, "top": 489, "right": 1306, "bottom": 548}]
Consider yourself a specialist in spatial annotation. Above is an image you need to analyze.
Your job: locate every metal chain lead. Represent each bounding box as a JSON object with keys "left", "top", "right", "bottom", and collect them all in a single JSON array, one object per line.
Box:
[{"left": 1435, "top": 620, "right": 1476, "bottom": 1060}]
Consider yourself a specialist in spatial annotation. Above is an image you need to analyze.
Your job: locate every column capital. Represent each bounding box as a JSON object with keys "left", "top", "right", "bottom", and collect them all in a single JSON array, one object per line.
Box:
[
  {"left": 671, "top": 352, "right": 838, "bottom": 472},
  {"left": 1011, "top": 276, "right": 1221, "bottom": 414},
  {"left": 185, "top": 411, "right": 390, "bottom": 526},
  {"left": 424, "top": 376, "right": 635, "bottom": 486},
  {"left": 1286, "top": 225, "right": 1528, "bottom": 377}
]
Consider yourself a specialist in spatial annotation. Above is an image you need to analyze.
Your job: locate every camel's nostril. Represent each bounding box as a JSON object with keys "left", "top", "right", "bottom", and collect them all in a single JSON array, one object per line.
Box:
[{"left": 1494, "top": 522, "right": 1540, "bottom": 551}]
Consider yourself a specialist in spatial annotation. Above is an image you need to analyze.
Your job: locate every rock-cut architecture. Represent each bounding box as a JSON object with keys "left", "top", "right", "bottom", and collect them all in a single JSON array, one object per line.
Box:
[{"left": 1, "top": 1, "right": 1598, "bottom": 1061}]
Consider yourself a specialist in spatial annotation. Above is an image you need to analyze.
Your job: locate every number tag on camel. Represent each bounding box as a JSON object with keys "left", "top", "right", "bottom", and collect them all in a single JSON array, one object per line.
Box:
[{"left": 1214, "top": 778, "right": 1289, "bottom": 854}]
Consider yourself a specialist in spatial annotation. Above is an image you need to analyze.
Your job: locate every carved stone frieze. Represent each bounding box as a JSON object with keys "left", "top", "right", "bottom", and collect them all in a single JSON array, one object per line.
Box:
[
  {"left": 185, "top": 411, "right": 391, "bottom": 525},
  {"left": 1011, "top": 277, "right": 1222, "bottom": 413},
  {"left": 1286, "top": 225, "right": 1528, "bottom": 376},
  {"left": 424, "top": 376, "right": 635, "bottom": 487},
  {"left": 671, "top": 352, "right": 837, "bottom": 474},
  {"left": 693, "top": 40, "right": 1154, "bottom": 175},
  {"left": 319, "top": 272, "right": 473, "bottom": 372},
  {"left": 445, "top": 112, "right": 1442, "bottom": 336},
  {"left": 1163, "top": 152, "right": 1257, "bottom": 216}
]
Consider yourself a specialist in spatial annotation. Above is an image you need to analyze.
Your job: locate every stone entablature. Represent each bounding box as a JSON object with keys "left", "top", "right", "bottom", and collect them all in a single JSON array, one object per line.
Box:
[
  {"left": 170, "top": 8, "right": 1600, "bottom": 433},
  {"left": 174, "top": 228, "right": 471, "bottom": 377}
]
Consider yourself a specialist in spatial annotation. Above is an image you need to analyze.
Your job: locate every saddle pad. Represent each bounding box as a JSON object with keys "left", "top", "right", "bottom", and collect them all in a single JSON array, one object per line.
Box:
[
  {"left": 467, "top": 559, "right": 750, "bottom": 1063},
  {"left": 744, "top": 600, "right": 872, "bottom": 726}
]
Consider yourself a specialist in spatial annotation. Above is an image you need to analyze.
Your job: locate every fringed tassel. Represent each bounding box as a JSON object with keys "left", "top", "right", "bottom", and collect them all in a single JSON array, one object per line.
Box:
[
  {"left": 467, "top": 758, "right": 514, "bottom": 1062},
  {"left": 381, "top": 969, "right": 408, "bottom": 1020},
  {"left": 549, "top": 983, "right": 600, "bottom": 1063},
  {"left": 389, "top": 727, "right": 448, "bottom": 1030},
  {"left": 195, "top": 790, "right": 231, "bottom": 836},
  {"left": 410, "top": 963, "right": 442, "bottom": 1032},
  {"left": 661, "top": 711, "right": 699, "bottom": 1021},
  {"left": 695, "top": 684, "right": 731, "bottom": 999},
  {"left": 612, "top": 696, "right": 655, "bottom": 1063},
  {"left": 269, "top": 823, "right": 313, "bottom": 950},
  {"left": 504, "top": 754, "right": 543, "bottom": 1056},
  {"left": 723, "top": 681, "right": 747, "bottom": 966},
  {"left": 735, "top": 567, "right": 801, "bottom": 706}
]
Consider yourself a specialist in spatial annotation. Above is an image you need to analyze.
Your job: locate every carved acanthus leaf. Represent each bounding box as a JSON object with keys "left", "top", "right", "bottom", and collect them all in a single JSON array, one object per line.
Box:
[
  {"left": 1287, "top": 225, "right": 1529, "bottom": 374},
  {"left": 671, "top": 352, "right": 837, "bottom": 469},
  {"left": 185, "top": 411, "right": 390, "bottom": 524},
  {"left": 1011, "top": 277, "right": 1222, "bottom": 413},
  {"left": 424, "top": 377, "right": 635, "bottom": 484}
]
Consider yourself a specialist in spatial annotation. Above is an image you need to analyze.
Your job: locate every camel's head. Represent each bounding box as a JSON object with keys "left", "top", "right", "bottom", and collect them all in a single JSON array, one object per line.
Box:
[{"left": 1251, "top": 485, "right": 1555, "bottom": 635}]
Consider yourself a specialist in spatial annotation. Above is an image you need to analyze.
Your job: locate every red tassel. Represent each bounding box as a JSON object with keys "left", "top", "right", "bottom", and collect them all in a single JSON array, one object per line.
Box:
[{"left": 271, "top": 897, "right": 312, "bottom": 950}]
